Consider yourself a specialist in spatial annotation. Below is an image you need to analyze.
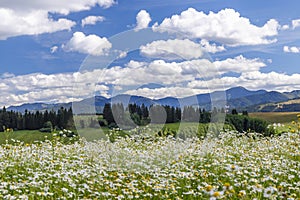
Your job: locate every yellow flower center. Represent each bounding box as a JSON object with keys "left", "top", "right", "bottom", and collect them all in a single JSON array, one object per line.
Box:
[
  {"left": 213, "top": 192, "right": 221, "bottom": 197},
  {"left": 205, "top": 185, "right": 213, "bottom": 191}
]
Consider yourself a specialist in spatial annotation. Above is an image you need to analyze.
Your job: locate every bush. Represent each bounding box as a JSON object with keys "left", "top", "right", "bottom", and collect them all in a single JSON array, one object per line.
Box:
[
  {"left": 225, "top": 114, "right": 269, "bottom": 134},
  {"left": 107, "top": 129, "right": 129, "bottom": 142},
  {"left": 98, "top": 119, "right": 108, "bottom": 127},
  {"left": 108, "top": 123, "right": 118, "bottom": 129},
  {"left": 39, "top": 128, "right": 52, "bottom": 133},
  {"left": 39, "top": 121, "right": 53, "bottom": 133},
  {"left": 156, "top": 127, "right": 176, "bottom": 138}
]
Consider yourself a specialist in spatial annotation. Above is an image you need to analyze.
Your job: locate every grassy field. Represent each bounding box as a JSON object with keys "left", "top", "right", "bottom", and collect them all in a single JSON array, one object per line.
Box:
[
  {"left": 76, "top": 127, "right": 109, "bottom": 141},
  {"left": 0, "top": 122, "right": 231, "bottom": 144},
  {"left": 0, "top": 116, "right": 299, "bottom": 198},
  {"left": 249, "top": 112, "right": 299, "bottom": 123},
  {"left": 0, "top": 130, "right": 81, "bottom": 145},
  {"left": 0, "top": 130, "right": 52, "bottom": 144},
  {"left": 0, "top": 131, "right": 299, "bottom": 199},
  {"left": 1, "top": 112, "right": 298, "bottom": 144},
  {"left": 248, "top": 112, "right": 300, "bottom": 133}
]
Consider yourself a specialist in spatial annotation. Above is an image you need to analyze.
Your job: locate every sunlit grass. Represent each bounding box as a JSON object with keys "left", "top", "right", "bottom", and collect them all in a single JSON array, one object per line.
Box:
[
  {"left": 249, "top": 112, "right": 299, "bottom": 123},
  {"left": 0, "top": 130, "right": 52, "bottom": 144},
  {"left": 0, "top": 130, "right": 299, "bottom": 199}
]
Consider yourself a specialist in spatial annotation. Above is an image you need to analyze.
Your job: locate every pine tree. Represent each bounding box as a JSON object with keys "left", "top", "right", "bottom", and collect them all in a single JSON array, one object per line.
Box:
[{"left": 103, "top": 103, "right": 115, "bottom": 125}]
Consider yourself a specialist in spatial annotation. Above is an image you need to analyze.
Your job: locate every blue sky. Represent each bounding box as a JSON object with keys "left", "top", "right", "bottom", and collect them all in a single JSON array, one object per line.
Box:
[{"left": 0, "top": 0, "right": 300, "bottom": 106}]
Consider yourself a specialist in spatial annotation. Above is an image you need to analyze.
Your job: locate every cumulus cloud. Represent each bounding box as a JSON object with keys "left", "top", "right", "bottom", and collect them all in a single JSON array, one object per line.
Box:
[
  {"left": 81, "top": 16, "right": 105, "bottom": 27},
  {"left": 62, "top": 32, "right": 112, "bottom": 56},
  {"left": 116, "top": 51, "right": 128, "bottom": 59},
  {"left": 188, "top": 71, "right": 300, "bottom": 92},
  {"left": 124, "top": 87, "right": 207, "bottom": 99},
  {"left": 0, "top": 83, "right": 9, "bottom": 90},
  {"left": 292, "top": 19, "right": 300, "bottom": 29},
  {"left": 0, "top": 9, "right": 75, "bottom": 40},
  {"left": 0, "top": 70, "right": 110, "bottom": 106},
  {"left": 140, "top": 39, "right": 204, "bottom": 60},
  {"left": 135, "top": 10, "right": 152, "bottom": 31},
  {"left": 1, "top": 72, "right": 15, "bottom": 79},
  {"left": 200, "top": 39, "right": 226, "bottom": 53},
  {"left": 280, "top": 24, "right": 290, "bottom": 30},
  {"left": 0, "top": 0, "right": 115, "bottom": 40},
  {"left": 1, "top": 55, "right": 298, "bottom": 106},
  {"left": 98, "top": 55, "right": 268, "bottom": 89},
  {"left": 50, "top": 46, "right": 58, "bottom": 53},
  {"left": 283, "top": 46, "right": 300, "bottom": 53},
  {"left": 214, "top": 55, "right": 266, "bottom": 74},
  {"left": 114, "top": 69, "right": 300, "bottom": 99},
  {"left": 152, "top": 8, "right": 279, "bottom": 46},
  {"left": 0, "top": 0, "right": 115, "bottom": 15},
  {"left": 140, "top": 39, "right": 225, "bottom": 61}
]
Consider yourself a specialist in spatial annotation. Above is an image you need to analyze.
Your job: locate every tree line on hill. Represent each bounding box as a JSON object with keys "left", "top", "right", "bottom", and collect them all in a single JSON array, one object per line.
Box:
[
  {"left": 100, "top": 103, "right": 269, "bottom": 134},
  {"left": 0, "top": 103, "right": 270, "bottom": 135},
  {"left": 0, "top": 107, "right": 74, "bottom": 132},
  {"left": 100, "top": 103, "right": 216, "bottom": 128}
]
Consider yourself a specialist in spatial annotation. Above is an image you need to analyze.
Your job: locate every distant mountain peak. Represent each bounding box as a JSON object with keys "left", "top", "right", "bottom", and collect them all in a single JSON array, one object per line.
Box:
[
  {"left": 226, "top": 86, "right": 267, "bottom": 100},
  {"left": 7, "top": 86, "right": 300, "bottom": 113}
]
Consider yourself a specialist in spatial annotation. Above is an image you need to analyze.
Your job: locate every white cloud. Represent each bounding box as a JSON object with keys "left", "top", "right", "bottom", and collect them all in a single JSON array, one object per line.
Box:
[
  {"left": 188, "top": 71, "right": 300, "bottom": 92},
  {"left": 135, "top": 10, "right": 152, "bottom": 31},
  {"left": 0, "top": 0, "right": 115, "bottom": 40},
  {"left": 126, "top": 70, "right": 300, "bottom": 99},
  {"left": 0, "top": 0, "right": 115, "bottom": 15},
  {"left": 82, "top": 16, "right": 105, "bottom": 27},
  {"left": 1, "top": 55, "right": 298, "bottom": 107},
  {"left": 116, "top": 51, "right": 128, "bottom": 59},
  {"left": 0, "top": 70, "right": 110, "bottom": 106},
  {"left": 0, "top": 9, "right": 75, "bottom": 40},
  {"left": 126, "top": 60, "right": 147, "bottom": 69},
  {"left": 125, "top": 87, "right": 207, "bottom": 99},
  {"left": 99, "top": 56, "right": 268, "bottom": 89},
  {"left": 292, "top": 19, "right": 300, "bottom": 29},
  {"left": 0, "top": 83, "right": 8, "bottom": 90},
  {"left": 50, "top": 46, "right": 58, "bottom": 53},
  {"left": 1, "top": 72, "right": 15, "bottom": 79},
  {"left": 62, "top": 32, "right": 112, "bottom": 56},
  {"left": 200, "top": 39, "right": 226, "bottom": 53},
  {"left": 283, "top": 45, "right": 300, "bottom": 53},
  {"left": 153, "top": 8, "right": 279, "bottom": 46},
  {"left": 140, "top": 39, "right": 204, "bottom": 60},
  {"left": 140, "top": 39, "right": 225, "bottom": 61},
  {"left": 147, "top": 60, "right": 183, "bottom": 75},
  {"left": 214, "top": 55, "right": 266, "bottom": 74},
  {"left": 280, "top": 24, "right": 290, "bottom": 30}
]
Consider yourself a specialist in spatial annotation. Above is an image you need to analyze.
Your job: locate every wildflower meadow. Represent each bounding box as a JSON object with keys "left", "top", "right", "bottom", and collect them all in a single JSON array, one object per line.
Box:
[{"left": 0, "top": 127, "right": 299, "bottom": 199}]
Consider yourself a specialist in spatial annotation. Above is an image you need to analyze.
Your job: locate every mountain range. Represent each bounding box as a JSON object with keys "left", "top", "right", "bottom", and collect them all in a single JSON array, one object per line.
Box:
[{"left": 7, "top": 87, "right": 300, "bottom": 113}]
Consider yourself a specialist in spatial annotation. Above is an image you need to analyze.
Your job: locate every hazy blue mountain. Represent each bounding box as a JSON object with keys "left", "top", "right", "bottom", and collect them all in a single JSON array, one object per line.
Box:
[
  {"left": 7, "top": 102, "right": 71, "bottom": 113},
  {"left": 283, "top": 90, "right": 300, "bottom": 99},
  {"left": 247, "top": 98, "right": 300, "bottom": 112},
  {"left": 7, "top": 86, "right": 300, "bottom": 113},
  {"left": 227, "top": 91, "right": 289, "bottom": 108},
  {"left": 225, "top": 86, "right": 267, "bottom": 100},
  {"left": 155, "top": 97, "right": 180, "bottom": 107}
]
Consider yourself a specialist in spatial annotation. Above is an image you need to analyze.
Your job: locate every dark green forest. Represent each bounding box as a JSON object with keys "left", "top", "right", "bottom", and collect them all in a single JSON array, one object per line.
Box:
[
  {"left": 0, "top": 107, "right": 74, "bottom": 132},
  {"left": 101, "top": 103, "right": 213, "bottom": 127},
  {"left": 0, "top": 103, "right": 270, "bottom": 134}
]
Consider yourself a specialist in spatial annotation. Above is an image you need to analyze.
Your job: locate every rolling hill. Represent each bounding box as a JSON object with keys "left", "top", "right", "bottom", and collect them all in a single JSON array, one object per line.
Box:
[
  {"left": 7, "top": 87, "right": 300, "bottom": 113},
  {"left": 248, "top": 98, "right": 300, "bottom": 112}
]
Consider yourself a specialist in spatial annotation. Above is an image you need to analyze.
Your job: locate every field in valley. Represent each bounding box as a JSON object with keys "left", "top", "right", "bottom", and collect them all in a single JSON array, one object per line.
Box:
[
  {"left": 0, "top": 113, "right": 299, "bottom": 199},
  {"left": 249, "top": 112, "right": 299, "bottom": 123},
  {"left": 0, "top": 131, "right": 299, "bottom": 199}
]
